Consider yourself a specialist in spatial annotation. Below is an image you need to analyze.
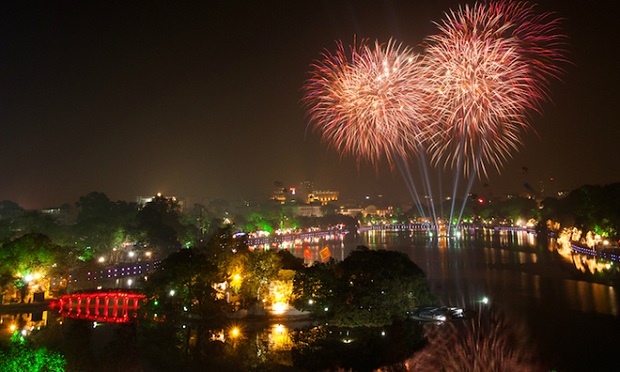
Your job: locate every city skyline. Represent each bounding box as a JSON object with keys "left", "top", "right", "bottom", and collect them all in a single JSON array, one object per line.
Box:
[{"left": 1, "top": 1, "right": 619, "bottom": 209}]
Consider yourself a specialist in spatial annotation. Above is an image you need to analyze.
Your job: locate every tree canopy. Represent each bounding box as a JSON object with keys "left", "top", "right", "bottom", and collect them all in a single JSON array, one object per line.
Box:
[
  {"left": 136, "top": 195, "right": 186, "bottom": 258},
  {"left": 292, "top": 247, "right": 434, "bottom": 326},
  {"left": 74, "top": 191, "right": 138, "bottom": 254},
  {"left": 541, "top": 183, "right": 620, "bottom": 239}
]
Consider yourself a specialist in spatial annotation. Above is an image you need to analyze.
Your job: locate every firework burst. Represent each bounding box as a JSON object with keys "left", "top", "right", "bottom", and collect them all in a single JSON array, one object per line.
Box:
[
  {"left": 488, "top": 0, "right": 569, "bottom": 97},
  {"left": 408, "top": 307, "right": 542, "bottom": 371},
  {"left": 303, "top": 39, "right": 430, "bottom": 166},
  {"left": 423, "top": 22, "right": 533, "bottom": 176},
  {"left": 423, "top": 0, "right": 567, "bottom": 177}
]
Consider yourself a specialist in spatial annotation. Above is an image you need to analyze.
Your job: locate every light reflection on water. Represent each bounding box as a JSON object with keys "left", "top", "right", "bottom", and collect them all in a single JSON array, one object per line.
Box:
[
  {"left": 0, "top": 310, "right": 50, "bottom": 337},
  {"left": 360, "top": 229, "right": 619, "bottom": 317},
  {"left": 562, "top": 280, "right": 618, "bottom": 315},
  {"left": 263, "top": 228, "right": 620, "bottom": 318},
  {"left": 267, "top": 323, "right": 293, "bottom": 351},
  {"left": 249, "top": 233, "right": 348, "bottom": 263},
  {"left": 3, "top": 229, "right": 619, "bottom": 372}
]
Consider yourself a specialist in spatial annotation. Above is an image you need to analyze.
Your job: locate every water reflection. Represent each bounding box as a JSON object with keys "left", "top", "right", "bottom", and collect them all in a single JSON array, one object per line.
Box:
[
  {"left": 368, "top": 229, "right": 619, "bottom": 318},
  {"left": 561, "top": 280, "right": 618, "bottom": 315},
  {"left": 268, "top": 323, "right": 293, "bottom": 351},
  {"left": 0, "top": 310, "right": 49, "bottom": 337},
  {"left": 250, "top": 233, "right": 348, "bottom": 264},
  {"left": 363, "top": 229, "right": 620, "bottom": 372},
  {"left": 3, "top": 229, "right": 620, "bottom": 371},
  {"left": 290, "top": 320, "right": 424, "bottom": 372}
]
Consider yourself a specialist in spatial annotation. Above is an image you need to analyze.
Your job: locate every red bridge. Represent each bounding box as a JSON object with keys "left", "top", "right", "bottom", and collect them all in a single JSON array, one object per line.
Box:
[{"left": 52, "top": 291, "right": 146, "bottom": 323}]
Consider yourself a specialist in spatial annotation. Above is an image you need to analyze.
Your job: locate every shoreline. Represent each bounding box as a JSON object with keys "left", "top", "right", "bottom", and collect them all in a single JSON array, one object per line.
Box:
[{"left": 0, "top": 300, "right": 52, "bottom": 314}]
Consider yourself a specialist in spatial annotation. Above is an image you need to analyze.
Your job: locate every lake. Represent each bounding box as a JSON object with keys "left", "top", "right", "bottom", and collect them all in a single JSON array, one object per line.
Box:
[
  {"left": 3, "top": 228, "right": 619, "bottom": 371},
  {"left": 360, "top": 228, "right": 620, "bottom": 371}
]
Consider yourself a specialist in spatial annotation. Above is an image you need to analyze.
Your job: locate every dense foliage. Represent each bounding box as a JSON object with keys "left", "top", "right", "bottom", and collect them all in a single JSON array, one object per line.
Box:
[
  {"left": 541, "top": 183, "right": 620, "bottom": 240},
  {"left": 0, "top": 333, "right": 66, "bottom": 372},
  {"left": 142, "top": 226, "right": 289, "bottom": 322},
  {"left": 292, "top": 247, "right": 434, "bottom": 326},
  {"left": 0, "top": 233, "right": 69, "bottom": 301}
]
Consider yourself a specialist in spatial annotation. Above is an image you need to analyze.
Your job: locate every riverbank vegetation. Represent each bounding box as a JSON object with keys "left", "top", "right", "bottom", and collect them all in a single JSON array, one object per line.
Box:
[
  {"left": 540, "top": 183, "right": 620, "bottom": 242},
  {"left": 292, "top": 247, "right": 434, "bottom": 326},
  {"left": 1, "top": 183, "right": 620, "bottom": 370}
]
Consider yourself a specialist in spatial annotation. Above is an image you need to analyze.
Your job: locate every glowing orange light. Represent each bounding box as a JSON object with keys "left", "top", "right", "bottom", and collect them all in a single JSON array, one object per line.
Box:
[{"left": 230, "top": 327, "right": 240, "bottom": 338}]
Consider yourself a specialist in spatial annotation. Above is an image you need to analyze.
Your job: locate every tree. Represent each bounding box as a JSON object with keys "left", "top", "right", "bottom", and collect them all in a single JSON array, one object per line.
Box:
[
  {"left": 291, "top": 248, "right": 434, "bottom": 326},
  {"left": 244, "top": 212, "right": 275, "bottom": 234},
  {"left": 142, "top": 248, "right": 227, "bottom": 324},
  {"left": 136, "top": 196, "right": 185, "bottom": 258},
  {"left": 291, "top": 261, "right": 340, "bottom": 316},
  {"left": 540, "top": 183, "right": 620, "bottom": 240},
  {"left": 0, "top": 333, "right": 66, "bottom": 372},
  {"left": 0, "top": 200, "right": 24, "bottom": 221},
  {"left": 0, "top": 209, "right": 62, "bottom": 243},
  {"left": 0, "top": 233, "right": 64, "bottom": 302},
  {"left": 239, "top": 250, "right": 282, "bottom": 305},
  {"left": 182, "top": 203, "right": 212, "bottom": 244},
  {"left": 143, "top": 226, "right": 252, "bottom": 320},
  {"left": 74, "top": 192, "right": 137, "bottom": 256},
  {"left": 332, "top": 248, "right": 433, "bottom": 326}
]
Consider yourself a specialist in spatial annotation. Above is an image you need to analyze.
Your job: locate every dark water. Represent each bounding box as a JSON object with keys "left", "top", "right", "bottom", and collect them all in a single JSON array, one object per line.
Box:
[
  {"left": 361, "top": 229, "right": 620, "bottom": 372},
  {"left": 4, "top": 229, "right": 620, "bottom": 371}
]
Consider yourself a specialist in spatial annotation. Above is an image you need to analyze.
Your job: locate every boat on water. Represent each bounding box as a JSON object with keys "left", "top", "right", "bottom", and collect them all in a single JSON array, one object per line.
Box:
[{"left": 410, "top": 306, "right": 472, "bottom": 323}]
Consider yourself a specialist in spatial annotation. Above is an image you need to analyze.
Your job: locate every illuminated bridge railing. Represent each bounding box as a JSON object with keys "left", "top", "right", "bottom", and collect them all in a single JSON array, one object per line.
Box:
[
  {"left": 68, "top": 261, "right": 161, "bottom": 285},
  {"left": 246, "top": 229, "right": 349, "bottom": 247},
  {"left": 53, "top": 291, "right": 146, "bottom": 323},
  {"left": 571, "top": 243, "right": 620, "bottom": 263},
  {"left": 493, "top": 226, "right": 536, "bottom": 233},
  {"left": 358, "top": 224, "right": 432, "bottom": 232},
  {"left": 359, "top": 225, "right": 537, "bottom": 234}
]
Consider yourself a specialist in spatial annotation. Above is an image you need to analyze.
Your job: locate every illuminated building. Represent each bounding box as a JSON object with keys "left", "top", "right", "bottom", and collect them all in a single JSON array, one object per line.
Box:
[
  {"left": 272, "top": 187, "right": 298, "bottom": 204},
  {"left": 294, "top": 205, "right": 323, "bottom": 217},
  {"left": 271, "top": 181, "right": 298, "bottom": 204},
  {"left": 271, "top": 181, "right": 339, "bottom": 207},
  {"left": 40, "top": 205, "right": 77, "bottom": 225},
  {"left": 339, "top": 206, "right": 363, "bottom": 217},
  {"left": 307, "top": 190, "right": 339, "bottom": 205}
]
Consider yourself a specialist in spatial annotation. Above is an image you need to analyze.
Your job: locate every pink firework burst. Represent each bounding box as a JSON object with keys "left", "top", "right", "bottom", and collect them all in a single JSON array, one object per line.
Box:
[
  {"left": 303, "top": 39, "right": 430, "bottom": 167},
  {"left": 488, "top": 0, "right": 569, "bottom": 99},
  {"left": 423, "top": 0, "right": 567, "bottom": 177}
]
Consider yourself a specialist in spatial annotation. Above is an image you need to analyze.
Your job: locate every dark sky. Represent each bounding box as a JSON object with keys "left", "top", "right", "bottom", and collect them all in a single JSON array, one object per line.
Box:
[{"left": 1, "top": 0, "right": 618, "bottom": 209}]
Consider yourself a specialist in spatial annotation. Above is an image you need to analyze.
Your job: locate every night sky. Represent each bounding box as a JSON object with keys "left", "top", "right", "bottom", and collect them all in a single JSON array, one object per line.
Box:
[{"left": 1, "top": 1, "right": 618, "bottom": 210}]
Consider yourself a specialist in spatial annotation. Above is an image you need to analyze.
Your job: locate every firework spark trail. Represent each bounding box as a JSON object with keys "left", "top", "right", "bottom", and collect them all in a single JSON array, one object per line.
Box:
[
  {"left": 424, "top": 12, "right": 534, "bottom": 178},
  {"left": 303, "top": 39, "right": 430, "bottom": 167},
  {"left": 417, "top": 152, "right": 438, "bottom": 228},
  {"left": 436, "top": 167, "right": 444, "bottom": 222},
  {"left": 447, "top": 135, "right": 465, "bottom": 232},
  {"left": 304, "top": 1, "right": 567, "bottom": 225},
  {"left": 408, "top": 305, "right": 542, "bottom": 371},
  {"left": 457, "top": 165, "right": 479, "bottom": 225},
  {"left": 396, "top": 157, "right": 427, "bottom": 220},
  {"left": 424, "top": 0, "right": 567, "bottom": 226},
  {"left": 304, "top": 38, "right": 436, "bottom": 221},
  {"left": 488, "top": 0, "right": 569, "bottom": 100}
]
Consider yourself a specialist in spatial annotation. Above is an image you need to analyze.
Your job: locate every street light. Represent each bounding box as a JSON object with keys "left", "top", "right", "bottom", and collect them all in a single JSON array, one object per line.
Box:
[{"left": 229, "top": 327, "right": 240, "bottom": 339}]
